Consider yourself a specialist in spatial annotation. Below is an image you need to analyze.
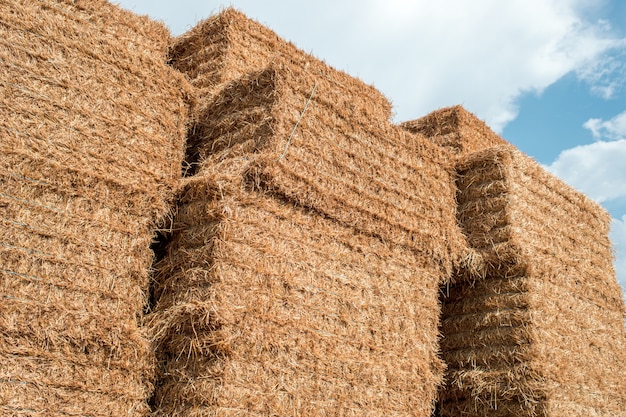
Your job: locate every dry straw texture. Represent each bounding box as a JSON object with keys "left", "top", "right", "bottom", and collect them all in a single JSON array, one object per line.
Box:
[
  {"left": 439, "top": 145, "right": 626, "bottom": 416},
  {"left": 0, "top": 0, "right": 190, "bottom": 415},
  {"left": 150, "top": 181, "right": 445, "bottom": 417},
  {"left": 401, "top": 105, "right": 508, "bottom": 158},
  {"left": 168, "top": 8, "right": 466, "bottom": 272},
  {"left": 194, "top": 66, "right": 464, "bottom": 269},
  {"left": 168, "top": 8, "right": 391, "bottom": 121},
  {"left": 150, "top": 9, "right": 466, "bottom": 416}
]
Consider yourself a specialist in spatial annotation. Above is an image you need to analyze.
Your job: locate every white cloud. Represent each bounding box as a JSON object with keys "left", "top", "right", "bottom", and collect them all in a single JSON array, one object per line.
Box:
[
  {"left": 610, "top": 216, "right": 626, "bottom": 300},
  {"left": 576, "top": 41, "right": 626, "bottom": 99},
  {"left": 546, "top": 139, "right": 626, "bottom": 203},
  {"left": 584, "top": 110, "right": 626, "bottom": 140},
  {"left": 115, "top": 0, "right": 626, "bottom": 131}
]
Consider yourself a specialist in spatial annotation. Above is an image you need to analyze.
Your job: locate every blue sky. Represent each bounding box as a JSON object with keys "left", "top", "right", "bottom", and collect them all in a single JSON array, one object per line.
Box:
[{"left": 116, "top": 0, "right": 626, "bottom": 297}]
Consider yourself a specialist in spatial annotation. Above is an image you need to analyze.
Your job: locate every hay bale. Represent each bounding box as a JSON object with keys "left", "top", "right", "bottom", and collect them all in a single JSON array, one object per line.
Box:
[
  {"left": 189, "top": 65, "right": 464, "bottom": 271},
  {"left": 168, "top": 10, "right": 468, "bottom": 266},
  {"left": 439, "top": 145, "right": 626, "bottom": 416},
  {"left": 0, "top": 0, "right": 190, "bottom": 415},
  {"left": 401, "top": 105, "right": 508, "bottom": 158},
  {"left": 149, "top": 178, "right": 445, "bottom": 417},
  {"left": 1, "top": 0, "right": 190, "bottom": 189},
  {"left": 168, "top": 8, "right": 391, "bottom": 122}
]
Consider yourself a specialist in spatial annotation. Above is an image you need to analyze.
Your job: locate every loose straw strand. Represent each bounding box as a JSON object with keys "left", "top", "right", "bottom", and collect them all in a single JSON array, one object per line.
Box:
[{"left": 278, "top": 82, "right": 318, "bottom": 161}]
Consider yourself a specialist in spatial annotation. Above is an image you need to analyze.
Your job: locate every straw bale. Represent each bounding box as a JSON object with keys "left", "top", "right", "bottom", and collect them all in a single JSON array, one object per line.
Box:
[
  {"left": 0, "top": 163, "right": 156, "bottom": 417},
  {"left": 401, "top": 105, "right": 508, "bottom": 158},
  {"left": 0, "top": 0, "right": 191, "bottom": 415},
  {"left": 168, "top": 8, "right": 391, "bottom": 122},
  {"left": 186, "top": 65, "right": 464, "bottom": 273},
  {"left": 167, "top": 8, "right": 467, "bottom": 269},
  {"left": 438, "top": 145, "right": 626, "bottom": 416},
  {"left": 0, "top": 0, "right": 191, "bottom": 190},
  {"left": 149, "top": 177, "right": 445, "bottom": 416}
]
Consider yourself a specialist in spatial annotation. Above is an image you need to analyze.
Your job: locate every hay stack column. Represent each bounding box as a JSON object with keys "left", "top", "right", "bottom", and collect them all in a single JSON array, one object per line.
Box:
[
  {"left": 149, "top": 9, "right": 466, "bottom": 416},
  {"left": 404, "top": 108, "right": 626, "bottom": 416},
  {"left": 0, "top": 0, "right": 190, "bottom": 415}
]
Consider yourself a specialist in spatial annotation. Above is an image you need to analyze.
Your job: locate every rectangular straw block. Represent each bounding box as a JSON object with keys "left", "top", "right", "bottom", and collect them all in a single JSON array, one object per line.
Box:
[{"left": 0, "top": 1, "right": 190, "bottom": 415}]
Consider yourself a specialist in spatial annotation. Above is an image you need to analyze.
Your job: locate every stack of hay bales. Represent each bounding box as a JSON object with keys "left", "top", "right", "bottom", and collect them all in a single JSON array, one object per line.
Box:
[
  {"left": 151, "top": 177, "right": 445, "bottom": 417},
  {"left": 0, "top": 0, "right": 190, "bottom": 415},
  {"left": 167, "top": 8, "right": 391, "bottom": 114},
  {"left": 149, "top": 10, "right": 466, "bottom": 416},
  {"left": 407, "top": 109, "right": 626, "bottom": 416},
  {"left": 167, "top": 7, "right": 392, "bottom": 174}
]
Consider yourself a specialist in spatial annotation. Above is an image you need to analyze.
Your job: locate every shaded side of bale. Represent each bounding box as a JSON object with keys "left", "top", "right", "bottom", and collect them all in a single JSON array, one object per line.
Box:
[
  {"left": 401, "top": 105, "right": 508, "bottom": 157},
  {"left": 0, "top": 0, "right": 191, "bottom": 415},
  {"left": 168, "top": 7, "right": 392, "bottom": 123},
  {"left": 439, "top": 147, "right": 543, "bottom": 416},
  {"left": 439, "top": 275, "right": 545, "bottom": 417},
  {"left": 149, "top": 177, "right": 445, "bottom": 417},
  {"left": 454, "top": 148, "right": 528, "bottom": 278},
  {"left": 183, "top": 67, "right": 279, "bottom": 175},
  {"left": 439, "top": 145, "right": 626, "bottom": 417}
]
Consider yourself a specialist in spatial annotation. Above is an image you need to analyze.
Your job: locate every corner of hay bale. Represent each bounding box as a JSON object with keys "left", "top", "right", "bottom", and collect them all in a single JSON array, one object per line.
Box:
[
  {"left": 401, "top": 105, "right": 509, "bottom": 158},
  {"left": 167, "top": 7, "right": 393, "bottom": 122}
]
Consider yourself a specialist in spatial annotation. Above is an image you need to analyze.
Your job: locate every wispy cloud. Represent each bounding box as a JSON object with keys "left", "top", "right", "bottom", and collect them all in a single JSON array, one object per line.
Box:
[
  {"left": 576, "top": 40, "right": 626, "bottom": 99},
  {"left": 584, "top": 109, "right": 626, "bottom": 140},
  {"left": 547, "top": 139, "right": 626, "bottom": 203}
]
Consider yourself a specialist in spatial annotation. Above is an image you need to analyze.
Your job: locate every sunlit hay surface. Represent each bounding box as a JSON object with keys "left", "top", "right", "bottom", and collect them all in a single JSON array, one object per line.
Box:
[
  {"left": 2, "top": 2, "right": 624, "bottom": 416},
  {"left": 401, "top": 105, "right": 508, "bottom": 158},
  {"left": 149, "top": 181, "right": 445, "bottom": 417},
  {"left": 439, "top": 145, "right": 626, "bottom": 417},
  {"left": 0, "top": 0, "right": 190, "bottom": 415}
]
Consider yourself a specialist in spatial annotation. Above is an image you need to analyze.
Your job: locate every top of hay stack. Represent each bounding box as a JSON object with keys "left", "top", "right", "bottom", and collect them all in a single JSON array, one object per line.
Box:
[
  {"left": 168, "top": 7, "right": 392, "bottom": 122},
  {"left": 401, "top": 105, "right": 508, "bottom": 157}
]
